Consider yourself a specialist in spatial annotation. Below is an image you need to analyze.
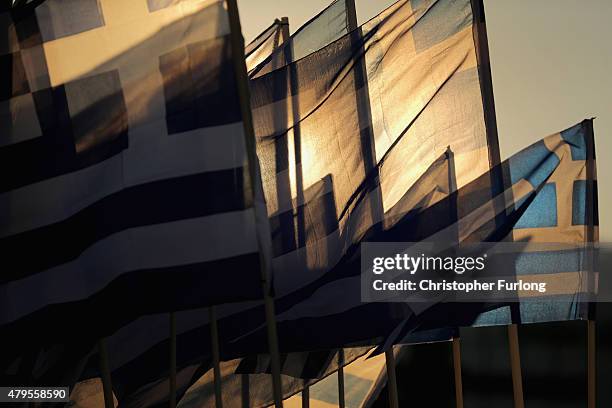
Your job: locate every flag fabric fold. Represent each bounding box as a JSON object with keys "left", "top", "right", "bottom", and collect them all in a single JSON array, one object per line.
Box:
[
  {"left": 245, "top": 19, "right": 286, "bottom": 73},
  {"left": 246, "top": 0, "right": 492, "bottom": 349},
  {"left": 1, "top": 0, "right": 272, "bottom": 387},
  {"left": 69, "top": 0, "right": 500, "bottom": 403},
  {"left": 248, "top": 0, "right": 350, "bottom": 78}
]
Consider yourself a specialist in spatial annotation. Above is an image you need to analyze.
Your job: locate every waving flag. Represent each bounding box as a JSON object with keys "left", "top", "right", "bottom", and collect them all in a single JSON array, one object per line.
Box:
[
  {"left": 245, "top": 19, "right": 287, "bottom": 73},
  {"left": 392, "top": 119, "right": 598, "bottom": 336},
  {"left": 249, "top": 0, "right": 350, "bottom": 78},
  {"left": 248, "top": 0, "right": 495, "bottom": 343},
  {"left": 68, "top": 0, "right": 501, "bottom": 402},
  {"left": 472, "top": 119, "right": 598, "bottom": 326},
  {"left": 1, "top": 0, "right": 271, "bottom": 384},
  {"left": 187, "top": 120, "right": 596, "bottom": 408}
]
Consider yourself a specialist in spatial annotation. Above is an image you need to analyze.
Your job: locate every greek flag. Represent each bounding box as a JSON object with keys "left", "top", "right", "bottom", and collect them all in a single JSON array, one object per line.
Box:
[
  {"left": 473, "top": 119, "right": 598, "bottom": 326},
  {"left": 66, "top": 0, "right": 499, "bottom": 403},
  {"left": 245, "top": 19, "right": 286, "bottom": 73},
  {"left": 1, "top": 0, "right": 271, "bottom": 382},
  {"left": 249, "top": 0, "right": 350, "bottom": 78},
  {"left": 393, "top": 119, "right": 598, "bottom": 335}
]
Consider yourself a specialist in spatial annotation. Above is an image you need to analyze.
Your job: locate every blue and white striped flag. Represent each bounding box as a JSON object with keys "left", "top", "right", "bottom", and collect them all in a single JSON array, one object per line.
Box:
[
  {"left": 399, "top": 119, "right": 598, "bottom": 333},
  {"left": 245, "top": 19, "right": 286, "bottom": 73},
  {"left": 1, "top": 0, "right": 271, "bottom": 383},
  {"left": 248, "top": 0, "right": 350, "bottom": 78}
]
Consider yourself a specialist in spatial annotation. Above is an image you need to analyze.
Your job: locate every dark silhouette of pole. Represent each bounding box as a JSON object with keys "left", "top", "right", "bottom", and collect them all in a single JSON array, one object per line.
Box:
[{"left": 226, "top": 0, "right": 284, "bottom": 405}]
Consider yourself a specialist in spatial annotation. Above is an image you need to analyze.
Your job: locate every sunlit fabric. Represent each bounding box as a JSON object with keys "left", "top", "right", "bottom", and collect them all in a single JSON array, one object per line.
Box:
[
  {"left": 251, "top": 0, "right": 491, "bottom": 309},
  {"left": 249, "top": 0, "right": 349, "bottom": 78},
  {"left": 471, "top": 120, "right": 599, "bottom": 326},
  {"left": 0, "top": 0, "right": 272, "bottom": 387},
  {"left": 175, "top": 348, "right": 372, "bottom": 408},
  {"left": 229, "top": 120, "right": 597, "bottom": 354},
  {"left": 69, "top": 301, "right": 372, "bottom": 407},
  {"left": 11, "top": 0, "right": 597, "bottom": 405},
  {"left": 185, "top": 122, "right": 596, "bottom": 405},
  {"left": 384, "top": 120, "right": 598, "bottom": 342},
  {"left": 284, "top": 350, "right": 390, "bottom": 408},
  {"left": 245, "top": 19, "right": 286, "bottom": 73}
]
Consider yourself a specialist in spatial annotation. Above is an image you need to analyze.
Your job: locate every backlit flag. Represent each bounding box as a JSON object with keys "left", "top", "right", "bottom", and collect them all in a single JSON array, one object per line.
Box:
[
  {"left": 283, "top": 350, "right": 389, "bottom": 408},
  {"left": 136, "top": 0, "right": 501, "bottom": 399},
  {"left": 171, "top": 119, "right": 600, "bottom": 406},
  {"left": 232, "top": 118, "right": 598, "bottom": 350},
  {"left": 245, "top": 19, "right": 286, "bottom": 73},
  {"left": 249, "top": 0, "right": 494, "bottom": 337},
  {"left": 392, "top": 119, "right": 599, "bottom": 335},
  {"left": 0, "top": 0, "right": 271, "bottom": 381},
  {"left": 472, "top": 119, "right": 598, "bottom": 326},
  {"left": 249, "top": 0, "right": 350, "bottom": 78},
  {"left": 175, "top": 348, "right": 372, "bottom": 408}
]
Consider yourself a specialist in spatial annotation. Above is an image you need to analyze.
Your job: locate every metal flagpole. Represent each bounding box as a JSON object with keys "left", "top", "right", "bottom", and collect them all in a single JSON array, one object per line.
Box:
[
  {"left": 98, "top": 339, "right": 114, "bottom": 408},
  {"left": 225, "top": 1, "right": 284, "bottom": 406},
  {"left": 169, "top": 313, "right": 177, "bottom": 408},
  {"left": 209, "top": 307, "right": 223, "bottom": 408}
]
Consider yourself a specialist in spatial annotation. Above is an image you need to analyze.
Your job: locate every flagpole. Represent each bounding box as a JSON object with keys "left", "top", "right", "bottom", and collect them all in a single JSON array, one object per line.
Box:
[
  {"left": 470, "top": 1, "right": 525, "bottom": 407},
  {"left": 585, "top": 118, "right": 597, "bottom": 408},
  {"left": 301, "top": 383, "right": 310, "bottom": 408},
  {"left": 338, "top": 349, "right": 345, "bottom": 408},
  {"left": 507, "top": 324, "right": 524, "bottom": 408},
  {"left": 588, "top": 320, "right": 596, "bottom": 408},
  {"left": 445, "top": 145, "right": 464, "bottom": 408},
  {"left": 470, "top": 0, "right": 500, "bottom": 167},
  {"left": 385, "top": 348, "right": 400, "bottom": 408},
  {"left": 225, "top": 1, "right": 284, "bottom": 406},
  {"left": 169, "top": 313, "right": 177, "bottom": 408},
  {"left": 98, "top": 339, "right": 114, "bottom": 408},
  {"left": 278, "top": 16, "right": 310, "bottom": 407},
  {"left": 241, "top": 374, "right": 250, "bottom": 408},
  {"left": 451, "top": 337, "right": 464, "bottom": 408},
  {"left": 209, "top": 307, "right": 223, "bottom": 408},
  {"left": 345, "top": 1, "right": 400, "bottom": 406}
]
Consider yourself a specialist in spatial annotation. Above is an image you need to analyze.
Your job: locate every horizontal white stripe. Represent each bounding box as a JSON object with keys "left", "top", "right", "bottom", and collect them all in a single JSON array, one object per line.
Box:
[
  {"left": 0, "top": 121, "right": 246, "bottom": 238},
  {"left": 0, "top": 209, "right": 258, "bottom": 325}
]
